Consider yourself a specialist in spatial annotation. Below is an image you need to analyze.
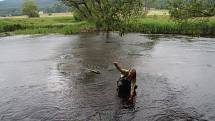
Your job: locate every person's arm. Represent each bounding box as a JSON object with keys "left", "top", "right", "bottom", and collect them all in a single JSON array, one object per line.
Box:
[
  {"left": 113, "top": 62, "right": 128, "bottom": 75},
  {"left": 129, "top": 79, "right": 136, "bottom": 100}
]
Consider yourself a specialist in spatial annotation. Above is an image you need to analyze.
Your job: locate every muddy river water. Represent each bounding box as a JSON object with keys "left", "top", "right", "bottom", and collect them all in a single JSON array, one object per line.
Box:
[{"left": 0, "top": 33, "right": 215, "bottom": 121}]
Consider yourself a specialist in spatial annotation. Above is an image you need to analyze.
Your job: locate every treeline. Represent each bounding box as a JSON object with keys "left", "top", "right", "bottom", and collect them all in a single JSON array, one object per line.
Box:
[
  {"left": 0, "top": 5, "right": 70, "bottom": 17},
  {"left": 144, "top": 0, "right": 215, "bottom": 10},
  {"left": 144, "top": 0, "right": 169, "bottom": 10}
]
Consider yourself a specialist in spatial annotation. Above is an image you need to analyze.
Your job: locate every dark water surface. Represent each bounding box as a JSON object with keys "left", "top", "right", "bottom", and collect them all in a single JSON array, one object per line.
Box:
[{"left": 0, "top": 33, "right": 215, "bottom": 121}]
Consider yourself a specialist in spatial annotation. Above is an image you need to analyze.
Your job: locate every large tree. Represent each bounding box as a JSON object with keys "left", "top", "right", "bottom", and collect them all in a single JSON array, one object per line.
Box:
[
  {"left": 168, "top": 0, "right": 215, "bottom": 20},
  {"left": 22, "top": 0, "right": 39, "bottom": 18},
  {"left": 60, "top": 0, "right": 144, "bottom": 35}
]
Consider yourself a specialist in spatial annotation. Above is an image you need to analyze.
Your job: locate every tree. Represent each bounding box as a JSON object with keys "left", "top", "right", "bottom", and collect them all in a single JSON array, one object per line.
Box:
[
  {"left": 59, "top": 0, "right": 144, "bottom": 36},
  {"left": 168, "top": 0, "right": 215, "bottom": 36},
  {"left": 21, "top": 0, "right": 39, "bottom": 17},
  {"left": 149, "top": 0, "right": 169, "bottom": 9},
  {"left": 143, "top": 0, "right": 158, "bottom": 11},
  {"left": 168, "top": 0, "right": 215, "bottom": 20}
]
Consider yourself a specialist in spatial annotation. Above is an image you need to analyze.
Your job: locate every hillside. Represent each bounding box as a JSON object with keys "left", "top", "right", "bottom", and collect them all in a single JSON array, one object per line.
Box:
[{"left": 0, "top": 0, "right": 69, "bottom": 16}]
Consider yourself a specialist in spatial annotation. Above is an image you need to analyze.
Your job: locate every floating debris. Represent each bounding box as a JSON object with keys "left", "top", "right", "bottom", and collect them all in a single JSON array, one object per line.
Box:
[{"left": 87, "top": 69, "right": 101, "bottom": 74}]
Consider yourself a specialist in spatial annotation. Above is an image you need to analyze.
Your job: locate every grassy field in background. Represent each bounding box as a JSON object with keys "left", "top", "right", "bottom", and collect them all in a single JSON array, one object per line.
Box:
[
  {"left": 0, "top": 12, "right": 73, "bottom": 19},
  {"left": 0, "top": 16, "right": 94, "bottom": 35},
  {"left": 147, "top": 9, "right": 169, "bottom": 16},
  {"left": 0, "top": 11, "right": 215, "bottom": 36}
]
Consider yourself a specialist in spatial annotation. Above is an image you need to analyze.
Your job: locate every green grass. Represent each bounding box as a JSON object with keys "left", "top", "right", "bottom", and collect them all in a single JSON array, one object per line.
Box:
[
  {"left": 0, "top": 16, "right": 95, "bottom": 35},
  {"left": 127, "top": 16, "right": 215, "bottom": 36},
  {"left": 0, "top": 15, "right": 215, "bottom": 36},
  {"left": 14, "top": 21, "right": 93, "bottom": 35}
]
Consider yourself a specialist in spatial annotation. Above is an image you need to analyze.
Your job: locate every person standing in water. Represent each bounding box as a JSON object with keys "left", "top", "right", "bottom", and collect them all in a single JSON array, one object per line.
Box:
[{"left": 113, "top": 62, "right": 137, "bottom": 100}]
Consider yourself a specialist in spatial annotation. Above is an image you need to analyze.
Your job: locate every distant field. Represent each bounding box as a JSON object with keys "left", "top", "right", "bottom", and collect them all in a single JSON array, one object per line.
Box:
[
  {"left": 0, "top": 10, "right": 167, "bottom": 19},
  {"left": 0, "top": 12, "right": 73, "bottom": 19},
  {"left": 147, "top": 10, "right": 169, "bottom": 16}
]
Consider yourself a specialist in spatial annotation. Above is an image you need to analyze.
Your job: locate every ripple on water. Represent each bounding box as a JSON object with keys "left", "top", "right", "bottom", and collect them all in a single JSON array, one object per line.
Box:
[
  {"left": 0, "top": 34, "right": 214, "bottom": 121},
  {"left": 133, "top": 73, "right": 206, "bottom": 121}
]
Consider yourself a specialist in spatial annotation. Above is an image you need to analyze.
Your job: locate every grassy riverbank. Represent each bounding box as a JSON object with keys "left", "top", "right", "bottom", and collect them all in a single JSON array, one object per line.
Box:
[
  {"left": 0, "top": 15, "right": 215, "bottom": 37},
  {"left": 0, "top": 16, "right": 94, "bottom": 35},
  {"left": 127, "top": 16, "right": 215, "bottom": 36}
]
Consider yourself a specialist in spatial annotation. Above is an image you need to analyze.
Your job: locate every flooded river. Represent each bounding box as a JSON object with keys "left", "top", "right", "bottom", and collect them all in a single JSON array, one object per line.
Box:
[{"left": 0, "top": 33, "right": 215, "bottom": 121}]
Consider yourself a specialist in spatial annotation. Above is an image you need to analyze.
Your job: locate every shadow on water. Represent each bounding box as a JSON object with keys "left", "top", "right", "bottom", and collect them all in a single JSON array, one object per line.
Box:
[{"left": 0, "top": 33, "right": 214, "bottom": 121}]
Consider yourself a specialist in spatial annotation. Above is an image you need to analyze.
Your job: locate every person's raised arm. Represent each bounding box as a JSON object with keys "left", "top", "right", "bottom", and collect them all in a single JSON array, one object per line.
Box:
[{"left": 113, "top": 62, "right": 127, "bottom": 74}]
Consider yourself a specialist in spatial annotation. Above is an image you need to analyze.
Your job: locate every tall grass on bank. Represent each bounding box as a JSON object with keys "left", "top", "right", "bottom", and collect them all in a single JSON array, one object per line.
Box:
[
  {"left": 0, "top": 16, "right": 95, "bottom": 35},
  {"left": 14, "top": 21, "right": 94, "bottom": 34},
  {"left": 127, "top": 16, "right": 215, "bottom": 36},
  {"left": 0, "top": 21, "right": 25, "bottom": 33}
]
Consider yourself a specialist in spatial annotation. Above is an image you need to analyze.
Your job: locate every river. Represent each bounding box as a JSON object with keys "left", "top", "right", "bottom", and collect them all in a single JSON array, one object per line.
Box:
[{"left": 0, "top": 33, "right": 215, "bottom": 121}]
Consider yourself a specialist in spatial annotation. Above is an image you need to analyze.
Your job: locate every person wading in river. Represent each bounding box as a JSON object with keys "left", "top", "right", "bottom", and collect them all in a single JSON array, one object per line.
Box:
[{"left": 113, "top": 62, "right": 137, "bottom": 100}]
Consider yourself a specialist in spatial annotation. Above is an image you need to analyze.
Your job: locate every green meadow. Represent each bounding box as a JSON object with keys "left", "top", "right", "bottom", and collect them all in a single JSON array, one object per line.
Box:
[
  {"left": 0, "top": 16, "right": 94, "bottom": 35},
  {"left": 0, "top": 14, "right": 215, "bottom": 37}
]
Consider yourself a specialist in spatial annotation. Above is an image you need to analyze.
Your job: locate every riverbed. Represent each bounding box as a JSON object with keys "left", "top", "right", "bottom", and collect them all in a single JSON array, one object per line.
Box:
[{"left": 0, "top": 33, "right": 215, "bottom": 121}]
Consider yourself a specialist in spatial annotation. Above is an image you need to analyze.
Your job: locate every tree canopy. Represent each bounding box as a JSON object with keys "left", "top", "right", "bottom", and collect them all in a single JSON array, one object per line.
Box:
[
  {"left": 168, "top": 0, "right": 215, "bottom": 20},
  {"left": 22, "top": 0, "right": 39, "bottom": 17},
  {"left": 60, "top": 0, "right": 144, "bottom": 35}
]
